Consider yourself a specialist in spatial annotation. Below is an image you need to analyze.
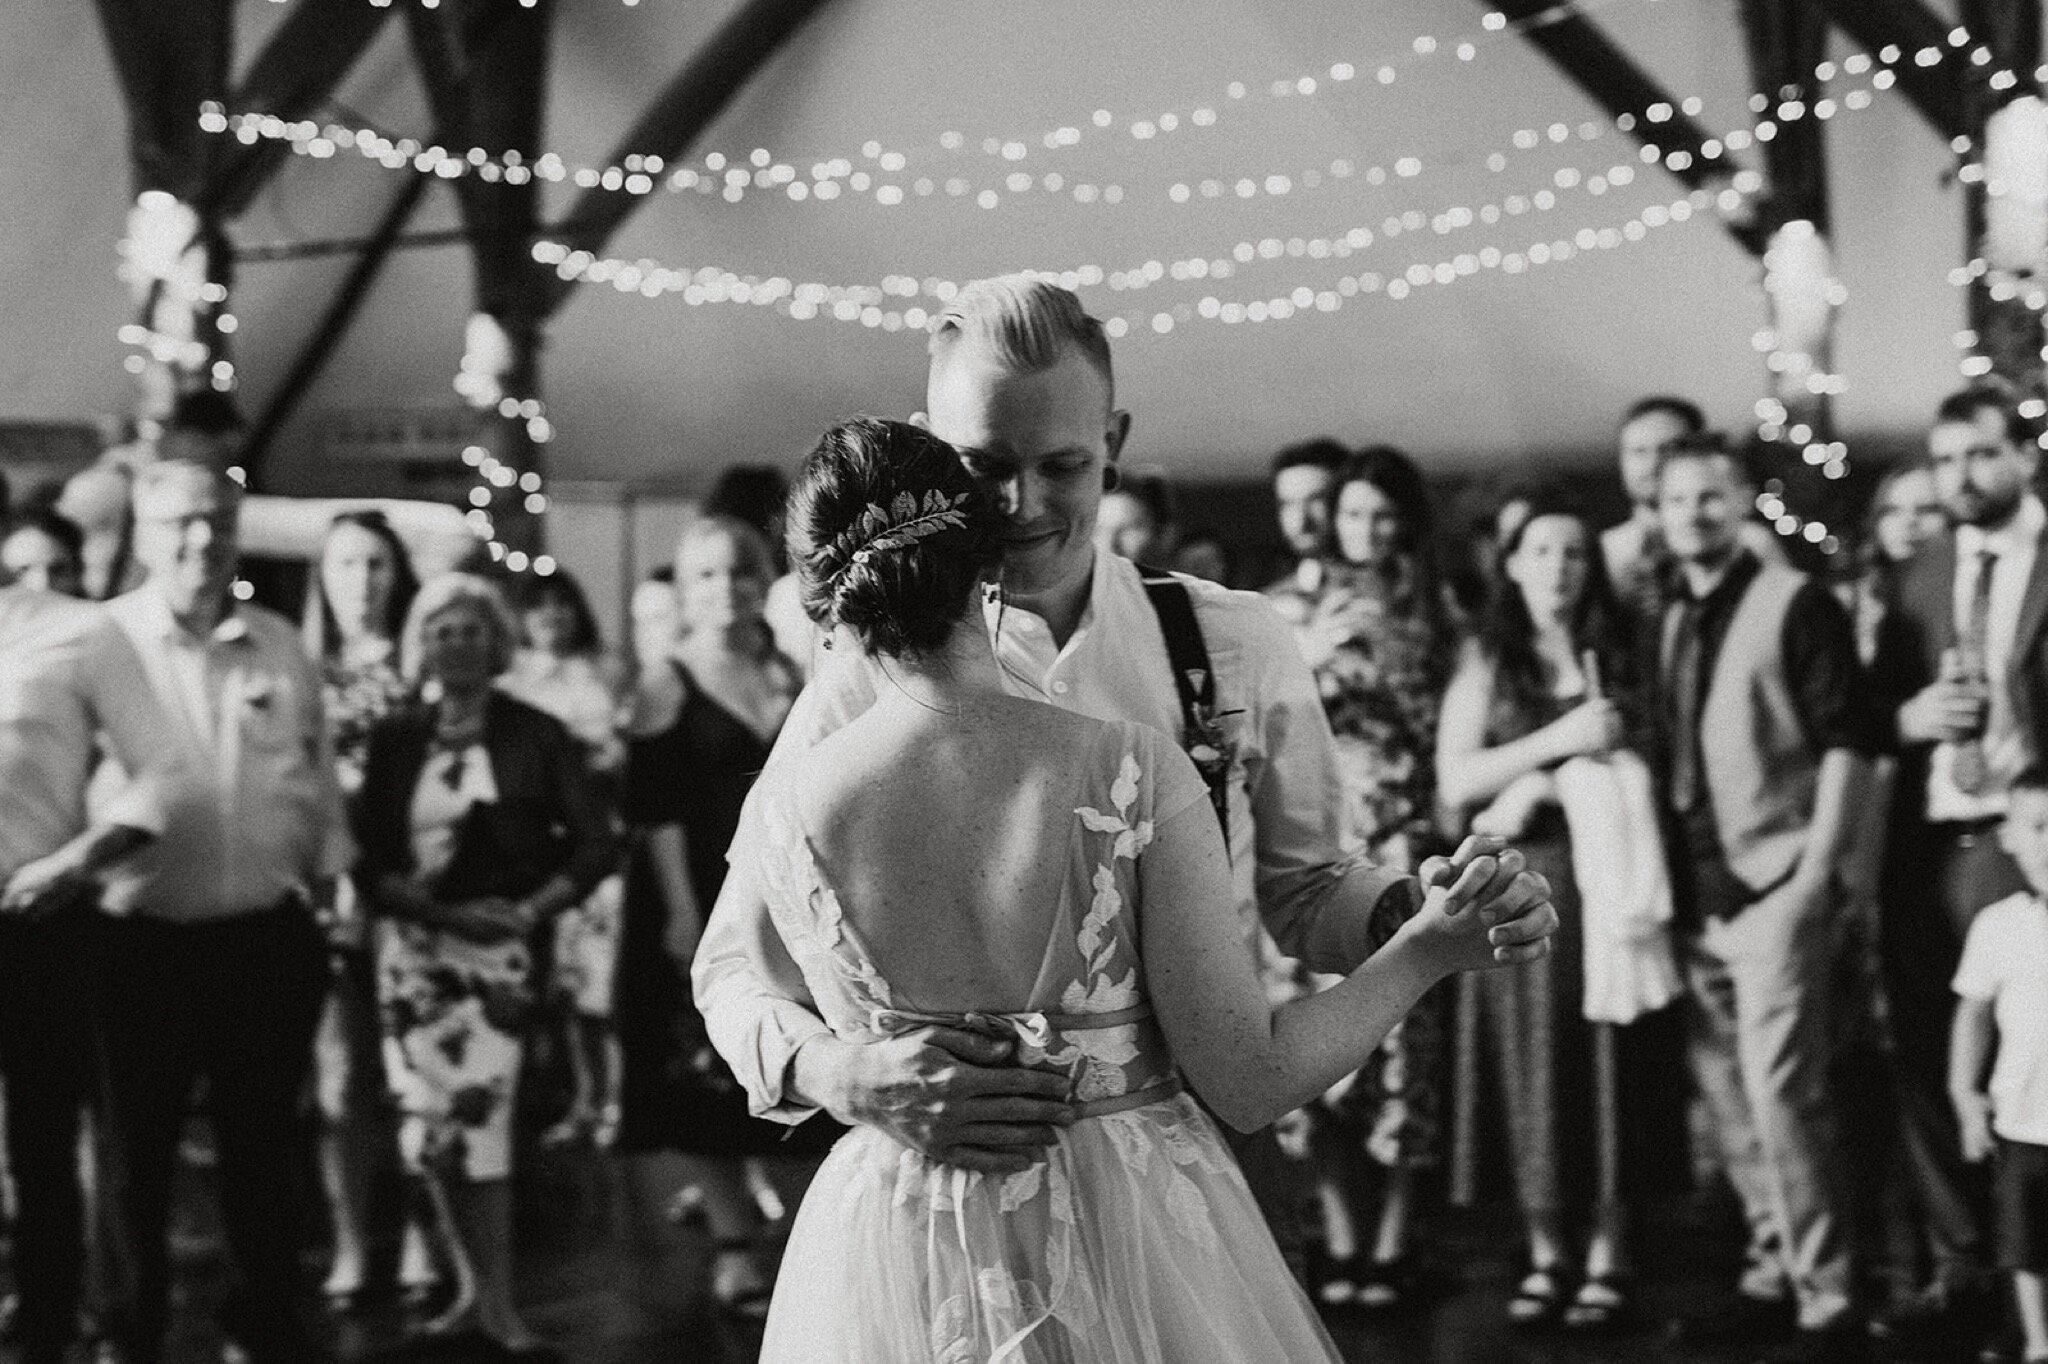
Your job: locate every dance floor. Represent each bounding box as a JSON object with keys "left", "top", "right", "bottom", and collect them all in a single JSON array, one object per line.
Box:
[{"left": 10, "top": 1141, "right": 1996, "bottom": 1364}]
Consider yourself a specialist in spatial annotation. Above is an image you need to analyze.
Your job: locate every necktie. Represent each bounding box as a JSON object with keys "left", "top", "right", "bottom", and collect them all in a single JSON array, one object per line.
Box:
[
  {"left": 1668, "top": 595, "right": 1705, "bottom": 814},
  {"left": 1952, "top": 549, "right": 1998, "bottom": 794}
]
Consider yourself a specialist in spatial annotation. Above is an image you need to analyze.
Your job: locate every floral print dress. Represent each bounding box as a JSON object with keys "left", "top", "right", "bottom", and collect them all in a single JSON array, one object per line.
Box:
[
  {"left": 377, "top": 745, "right": 532, "bottom": 1182},
  {"left": 1297, "top": 562, "right": 1453, "bottom": 1167},
  {"left": 738, "top": 721, "right": 1341, "bottom": 1363}
]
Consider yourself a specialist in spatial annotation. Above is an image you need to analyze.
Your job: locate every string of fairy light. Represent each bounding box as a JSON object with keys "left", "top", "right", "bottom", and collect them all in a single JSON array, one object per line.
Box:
[
  {"left": 185, "top": 12, "right": 2030, "bottom": 562},
  {"left": 524, "top": 42, "right": 1941, "bottom": 340},
  {"left": 204, "top": 0, "right": 1658, "bottom": 217}
]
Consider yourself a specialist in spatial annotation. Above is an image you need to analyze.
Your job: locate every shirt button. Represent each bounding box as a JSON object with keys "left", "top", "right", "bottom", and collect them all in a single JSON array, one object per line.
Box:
[{"left": 1052, "top": 681, "right": 1070, "bottom": 695}]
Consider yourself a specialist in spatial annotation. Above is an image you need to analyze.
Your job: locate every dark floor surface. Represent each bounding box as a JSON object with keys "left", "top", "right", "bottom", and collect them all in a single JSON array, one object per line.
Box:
[{"left": 1, "top": 1140, "right": 2008, "bottom": 1364}]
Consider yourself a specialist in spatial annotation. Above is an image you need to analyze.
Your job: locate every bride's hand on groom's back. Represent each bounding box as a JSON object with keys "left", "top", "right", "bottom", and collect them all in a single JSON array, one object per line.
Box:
[
  {"left": 832, "top": 1026, "right": 1078, "bottom": 1175},
  {"left": 1410, "top": 835, "right": 1556, "bottom": 974}
]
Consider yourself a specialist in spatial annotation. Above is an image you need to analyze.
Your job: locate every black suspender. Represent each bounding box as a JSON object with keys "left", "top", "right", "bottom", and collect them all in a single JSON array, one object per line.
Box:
[{"left": 1137, "top": 566, "right": 1230, "bottom": 848}]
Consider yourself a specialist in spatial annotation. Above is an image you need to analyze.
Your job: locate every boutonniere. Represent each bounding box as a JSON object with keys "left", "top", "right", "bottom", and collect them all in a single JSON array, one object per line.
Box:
[{"left": 1184, "top": 700, "right": 1244, "bottom": 784}]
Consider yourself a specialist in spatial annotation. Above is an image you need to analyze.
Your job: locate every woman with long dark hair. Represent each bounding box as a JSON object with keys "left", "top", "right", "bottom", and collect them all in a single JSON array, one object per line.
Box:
[
  {"left": 1437, "top": 492, "right": 1659, "bottom": 1331},
  {"left": 1295, "top": 445, "right": 1458, "bottom": 1311},
  {"left": 303, "top": 509, "right": 427, "bottom": 1309}
]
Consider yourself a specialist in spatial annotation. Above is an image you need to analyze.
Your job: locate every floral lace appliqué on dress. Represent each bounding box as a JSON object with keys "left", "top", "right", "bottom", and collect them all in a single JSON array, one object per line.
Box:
[{"left": 747, "top": 723, "right": 1340, "bottom": 1363}]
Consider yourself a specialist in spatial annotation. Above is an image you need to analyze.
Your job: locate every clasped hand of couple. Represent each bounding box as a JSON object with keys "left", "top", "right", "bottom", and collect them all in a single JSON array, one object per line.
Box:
[{"left": 820, "top": 835, "right": 1555, "bottom": 1175}]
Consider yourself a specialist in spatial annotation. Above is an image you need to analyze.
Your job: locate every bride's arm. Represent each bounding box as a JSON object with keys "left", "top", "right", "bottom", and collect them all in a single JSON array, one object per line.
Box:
[{"left": 1141, "top": 795, "right": 1553, "bottom": 1134}]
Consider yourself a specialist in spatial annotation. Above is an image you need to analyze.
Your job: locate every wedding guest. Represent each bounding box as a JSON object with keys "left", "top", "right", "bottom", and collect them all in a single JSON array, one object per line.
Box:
[
  {"left": 54, "top": 463, "right": 135, "bottom": 601},
  {"left": 354, "top": 573, "right": 616, "bottom": 1361},
  {"left": 1172, "top": 524, "right": 1234, "bottom": 586},
  {"left": 91, "top": 459, "right": 349, "bottom": 1363},
  {"left": 1600, "top": 397, "right": 1781, "bottom": 616},
  {"left": 1869, "top": 385, "right": 2048, "bottom": 1351},
  {"left": 0, "top": 509, "right": 86, "bottom": 599},
  {"left": 0, "top": 580, "right": 170, "bottom": 1364},
  {"left": 1262, "top": 437, "right": 1347, "bottom": 627},
  {"left": 1294, "top": 445, "right": 1458, "bottom": 1310},
  {"left": 302, "top": 510, "right": 427, "bottom": 1310},
  {"left": 1438, "top": 493, "right": 1673, "bottom": 1332},
  {"left": 1833, "top": 463, "right": 1946, "bottom": 1305},
  {"left": 629, "top": 567, "right": 682, "bottom": 681},
  {"left": 1650, "top": 437, "right": 1877, "bottom": 1361},
  {"left": 705, "top": 465, "right": 813, "bottom": 672},
  {"left": 1845, "top": 463, "right": 1945, "bottom": 666},
  {"left": 501, "top": 570, "right": 629, "bottom": 1149},
  {"left": 1949, "top": 777, "right": 2048, "bottom": 1364},
  {"left": 614, "top": 515, "right": 833, "bottom": 1318},
  {"left": 1094, "top": 468, "right": 1174, "bottom": 565}
]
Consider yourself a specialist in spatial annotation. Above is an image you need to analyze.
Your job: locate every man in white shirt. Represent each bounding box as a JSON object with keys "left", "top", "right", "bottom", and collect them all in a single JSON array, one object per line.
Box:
[
  {"left": 694, "top": 276, "right": 1553, "bottom": 1266},
  {"left": 0, "top": 584, "right": 168, "bottom": 1364},
  {"left": 88, "top": 459, "right": 348, "bottom": 1364},
  {"left": 1870, "top": 384, "right": 2048, "bottom": 1351}
]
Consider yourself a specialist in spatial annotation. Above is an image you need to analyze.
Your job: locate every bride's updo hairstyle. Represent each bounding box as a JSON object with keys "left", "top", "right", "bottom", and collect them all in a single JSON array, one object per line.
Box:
[{"left": 787, "top": 416, "right": 1002, "bottom": 659}]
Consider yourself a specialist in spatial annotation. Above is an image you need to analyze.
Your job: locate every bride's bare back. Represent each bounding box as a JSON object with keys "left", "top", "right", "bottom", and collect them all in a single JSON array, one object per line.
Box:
[{"left": 796, "top": 691, "right": 1111, "bottom": 1013}]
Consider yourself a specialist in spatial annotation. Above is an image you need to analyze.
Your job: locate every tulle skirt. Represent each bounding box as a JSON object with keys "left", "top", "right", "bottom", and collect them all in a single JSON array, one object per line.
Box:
[{"left": 759, "top": 1092, "right": 1340, "bottom": 1363}]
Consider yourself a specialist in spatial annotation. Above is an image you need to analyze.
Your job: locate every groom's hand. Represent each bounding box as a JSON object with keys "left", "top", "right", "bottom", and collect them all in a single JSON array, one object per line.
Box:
[{"left": 834, "top": 1026, "right": 1076, "bottom": 1174}]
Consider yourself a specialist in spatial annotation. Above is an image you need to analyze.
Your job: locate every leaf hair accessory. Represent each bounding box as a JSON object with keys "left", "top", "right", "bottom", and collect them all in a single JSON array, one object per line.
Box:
[{"left": 831, "top": 490, "right": 971, "bottom": 599}]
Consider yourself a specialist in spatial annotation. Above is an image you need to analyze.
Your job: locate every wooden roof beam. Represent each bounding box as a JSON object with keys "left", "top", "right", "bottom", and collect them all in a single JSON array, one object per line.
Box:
[
  {"left": 542, "top": 0, "right": 836, "bottom": 315},
  {"left": 1482, "top": 0, "right": 1764, "bottom": 254},
  {"left": 200, "top": 0, "right": 395, "bottom": 219},
  {"left": 1806, "top": 0, "right": 1972, "bottom": 141}
]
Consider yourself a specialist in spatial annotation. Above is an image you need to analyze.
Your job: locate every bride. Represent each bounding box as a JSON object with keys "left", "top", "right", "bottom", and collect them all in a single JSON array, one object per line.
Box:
[{"left": 715, "top": 416, "right": 1555, "bottom": 1362}]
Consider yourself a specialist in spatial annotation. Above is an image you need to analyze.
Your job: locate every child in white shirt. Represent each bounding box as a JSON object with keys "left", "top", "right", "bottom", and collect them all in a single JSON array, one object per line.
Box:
[{"left": 1952, "top": 779, "right": 2048, "bottom": 1364}]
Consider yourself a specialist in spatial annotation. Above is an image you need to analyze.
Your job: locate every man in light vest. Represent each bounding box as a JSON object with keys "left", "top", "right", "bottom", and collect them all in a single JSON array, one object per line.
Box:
[{"left": 1651, "top": 434, "right": 1879, "bottom": 1363}]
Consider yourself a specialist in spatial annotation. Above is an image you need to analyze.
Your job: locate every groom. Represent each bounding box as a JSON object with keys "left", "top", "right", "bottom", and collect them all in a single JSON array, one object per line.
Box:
[{"left": 695, "top": 275, "right": 1553, "bottom": 1262}]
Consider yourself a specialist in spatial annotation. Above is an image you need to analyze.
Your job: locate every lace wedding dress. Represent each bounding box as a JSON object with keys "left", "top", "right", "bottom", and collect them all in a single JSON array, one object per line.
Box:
[{"left": 738, "top": 720, "right": 1341, "bottom": 1363}]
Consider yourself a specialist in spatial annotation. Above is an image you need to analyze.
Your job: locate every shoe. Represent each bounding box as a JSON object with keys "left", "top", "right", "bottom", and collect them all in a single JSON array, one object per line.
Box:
[
  {"left": 320, "top": 1260, "right": 372, "bottom": 1315},
  {"left": 1750, "top": 1320, "right": 1869, "bottom": 1364},
  {"left": 1309, "top": 1247, "right": 1363, "bottom": 1309},
  {"left": 1352, "top": 1255, "right": 1436, "bottom": 1314},
  {"left": 1505, "top": 1264, "right": 1567, "bottom": 1327},
  {"left": 1978, "top": 1322, "right": 2026, "bottom": 1364},
  {"left": 1666, "top": 1291, "right": 1796, "bottom": 1345},
  {"left": 1869, "top": 1277, "right": 1995, "bottom": 1342},
  {"left": 1560, "top": 1272, "right": 1634, "bottom": 1333}
]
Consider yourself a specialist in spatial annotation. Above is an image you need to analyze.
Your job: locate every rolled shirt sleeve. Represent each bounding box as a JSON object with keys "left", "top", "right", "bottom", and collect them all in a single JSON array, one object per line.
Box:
[
  {"left": 693, "top": 649, "right": 878, "bottom": 1122},
  {"left": 1206, "top": 586, "right": 1410, "bottom": 974}
]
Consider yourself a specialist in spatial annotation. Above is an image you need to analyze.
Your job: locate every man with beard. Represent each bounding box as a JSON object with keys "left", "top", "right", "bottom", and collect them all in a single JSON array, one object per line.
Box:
[
  {"left": 1261, "top": 437, "right": 1347, "bottom": 628},
  {"left": 1867, "top": 384, "right": 2048, "bottom": 1355}
]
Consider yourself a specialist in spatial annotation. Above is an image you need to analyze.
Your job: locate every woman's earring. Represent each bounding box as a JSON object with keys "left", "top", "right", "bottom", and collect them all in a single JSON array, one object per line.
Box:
[{"left": 1102, "top": 465, "right": 1122, "bottom": 492}]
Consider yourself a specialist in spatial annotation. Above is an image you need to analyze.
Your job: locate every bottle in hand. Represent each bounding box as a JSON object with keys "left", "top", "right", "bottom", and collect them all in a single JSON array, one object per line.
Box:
[{"left": 1943, "top": 646, "right": 1991, "bottom": 795}]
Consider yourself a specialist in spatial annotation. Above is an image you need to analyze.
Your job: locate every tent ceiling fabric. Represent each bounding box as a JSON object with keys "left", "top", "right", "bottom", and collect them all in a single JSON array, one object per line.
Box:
[{"left": 6, "top": 0, "right": 1971, "bottom": 489}]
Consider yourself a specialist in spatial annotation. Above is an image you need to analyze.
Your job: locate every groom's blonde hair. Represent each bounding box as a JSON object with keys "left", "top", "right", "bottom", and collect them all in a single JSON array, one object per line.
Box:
[{"left": 927, "top": 275, "right": 1114, "bottom": 399}]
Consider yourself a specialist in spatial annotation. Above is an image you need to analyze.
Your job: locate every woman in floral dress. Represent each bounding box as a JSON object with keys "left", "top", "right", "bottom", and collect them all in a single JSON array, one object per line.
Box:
[
  {"left": 1294, "top": 445, "right": 1459, "bottom": 1311},
  {"left": 354, "top": 574, "right": 616, "bottom": 1360}
]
